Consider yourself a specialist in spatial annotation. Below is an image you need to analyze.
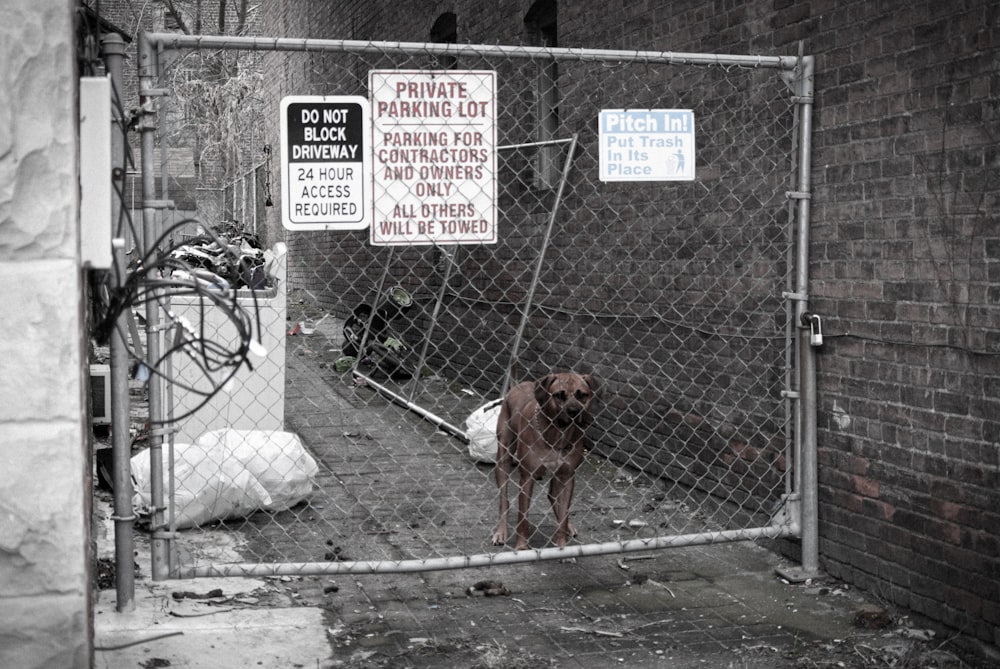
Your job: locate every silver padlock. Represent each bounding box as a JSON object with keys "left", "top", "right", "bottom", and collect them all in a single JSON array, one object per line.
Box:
[{"left": 809, "top": 315, "right": 823, "bottom": 347}]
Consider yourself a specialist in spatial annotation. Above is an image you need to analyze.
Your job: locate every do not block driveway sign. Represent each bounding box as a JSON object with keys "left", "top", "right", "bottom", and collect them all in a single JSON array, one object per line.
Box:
[{"left": 280, "top": 96, "right": 372, "bottom": 231}]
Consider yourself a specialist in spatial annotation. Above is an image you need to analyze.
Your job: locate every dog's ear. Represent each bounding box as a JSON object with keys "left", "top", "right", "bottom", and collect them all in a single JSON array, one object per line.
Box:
[{"left": 534, "top": 374, "right": 556, "bottom": 406}]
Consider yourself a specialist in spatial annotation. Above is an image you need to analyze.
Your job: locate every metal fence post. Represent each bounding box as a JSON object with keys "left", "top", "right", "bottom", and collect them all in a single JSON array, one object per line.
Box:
[
  {"left": 797, "top": 55, "right": 819, "bottom": 577},
  {"left": 101, "top": 32, "right": 135, "bottom": 611},
  {"left": 793, "top": 55, "right": 819, "bottom": 579},
  {"left": 137, "top": 32, "right": 171, "bottom": 581}
]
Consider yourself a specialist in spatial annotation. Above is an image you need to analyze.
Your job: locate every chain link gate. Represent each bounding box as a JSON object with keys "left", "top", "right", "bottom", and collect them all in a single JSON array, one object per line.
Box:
[{"left": 132, "top": 34, "right": 816, "bottom": 580}]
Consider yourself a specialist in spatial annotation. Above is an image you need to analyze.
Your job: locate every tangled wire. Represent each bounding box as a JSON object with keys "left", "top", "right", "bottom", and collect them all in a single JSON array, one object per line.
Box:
[{"left": 93, "top": 218, "right": 269, "bottom": 424}]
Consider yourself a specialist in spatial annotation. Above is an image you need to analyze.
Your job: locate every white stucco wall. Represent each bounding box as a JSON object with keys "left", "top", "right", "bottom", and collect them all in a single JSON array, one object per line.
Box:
[{"left": 0, "top": 1, "right": 91, "bottom": 667}]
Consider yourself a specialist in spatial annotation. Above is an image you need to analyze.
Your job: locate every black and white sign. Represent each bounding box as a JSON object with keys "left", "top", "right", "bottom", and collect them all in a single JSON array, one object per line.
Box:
[{"left": 280, "top": 96, "right": 371, "bottom": 231}]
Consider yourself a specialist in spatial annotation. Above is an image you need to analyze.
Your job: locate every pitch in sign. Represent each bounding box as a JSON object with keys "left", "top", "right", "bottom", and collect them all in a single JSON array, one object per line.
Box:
[
  {"left": 599, "top": 109, "right": 696, "bottom": 182},
  {"left": 280, "top": 96, "right": 372, "bottom": 231}
]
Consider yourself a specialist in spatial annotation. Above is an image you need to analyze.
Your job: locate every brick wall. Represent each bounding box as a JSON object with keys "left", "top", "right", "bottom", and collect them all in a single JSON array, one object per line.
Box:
[
  {"left": 258, "top": 0, "right": 1000, "bottom": 649},
  {"left": 804, "top": 0, "right": 999, "bottom": 647}
]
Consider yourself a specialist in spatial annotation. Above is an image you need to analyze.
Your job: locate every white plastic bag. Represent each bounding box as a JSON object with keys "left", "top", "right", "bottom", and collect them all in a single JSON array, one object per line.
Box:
[
  {"left": 195, "top": 428, "right": 318, "bottom": 510},
  {"left": 131, "top": 429, "right": 318, "bottom": 529},
  {"left": 465, "top": 399, "right": 503, "bottom": 463}
]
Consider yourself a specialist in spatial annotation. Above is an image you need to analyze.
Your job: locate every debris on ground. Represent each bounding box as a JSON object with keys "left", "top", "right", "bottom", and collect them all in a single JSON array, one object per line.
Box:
[
  {"left": 171, "top": 589, "right": 224, "bottom": 601},
  {"left": 854, "top": 603, "right": 894, "bottom": 630},
  {"left": 466, "top": 580, "right": 511, "bottom": 597}
]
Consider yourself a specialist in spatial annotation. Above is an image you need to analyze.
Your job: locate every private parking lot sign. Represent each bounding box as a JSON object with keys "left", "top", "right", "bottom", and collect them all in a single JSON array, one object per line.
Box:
[
  {"left": 280, "top": 96, "right": 372, "bottom": 230},
  {"left": 369, "top": 70, "right": 497, "bottom": 246}
]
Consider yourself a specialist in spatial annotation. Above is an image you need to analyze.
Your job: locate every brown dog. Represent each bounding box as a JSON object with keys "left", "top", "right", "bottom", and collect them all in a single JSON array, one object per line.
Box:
[{"left": 491, "top": 373, "right": 598, "bottom": 550}]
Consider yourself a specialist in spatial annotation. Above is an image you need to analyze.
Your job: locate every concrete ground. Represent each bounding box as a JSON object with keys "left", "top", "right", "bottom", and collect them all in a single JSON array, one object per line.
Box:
[
  {"left": 93, "top": 308, "right": 988, "bottom": 668},
  {"left": 93, "top": 522, "right": 978, "bottom": 668}
]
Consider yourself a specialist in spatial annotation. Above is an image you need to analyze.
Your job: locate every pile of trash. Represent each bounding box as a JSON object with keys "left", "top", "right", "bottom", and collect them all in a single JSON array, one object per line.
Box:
[
  {"left": 131, "top": 428, "right": 318, "bottom": 529},
  {"left": 169, "top": 225, "right": 272, "bottom": 292}
]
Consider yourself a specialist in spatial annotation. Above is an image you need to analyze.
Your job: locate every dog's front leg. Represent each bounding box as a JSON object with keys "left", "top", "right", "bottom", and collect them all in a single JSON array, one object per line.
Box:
[
  {"left": 549, "top": 475, "right": 577, "bottom": 548},
  {"left": 515, "top": 472, "right": 536, "bottom": 551},
  {"left": 491, "top": 459, "right": 511, "bottom": 546}
]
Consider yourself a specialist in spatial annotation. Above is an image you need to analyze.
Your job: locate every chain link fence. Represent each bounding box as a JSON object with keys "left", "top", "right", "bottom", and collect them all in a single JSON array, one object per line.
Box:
[{"left": 131, "top": 36, "right": 811, "bottom": 578}]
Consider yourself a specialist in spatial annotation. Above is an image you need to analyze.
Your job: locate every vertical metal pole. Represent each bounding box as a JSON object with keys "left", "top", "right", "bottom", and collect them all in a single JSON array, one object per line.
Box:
[
  {"left": 407, "top": 246, "right": 456, "bottom": 402},
  {"left": 242, "top": 173, "right": 248, "bottom": 228},
  {"left": 102, "top": 33, "right": 135, "bottom": 612},
  {"left": 138, "top": 33, "right": 170, "bottom": 581},
  {"left": 251, "top": 171, "right": 258, "bottom": 237},
  {"left": 349, "top": 249, "right": 396, "bottom": 376},
  {"left": 793, "top": 56, "right": 818, "bottom": 576},
  {"left": 502, "top": 135, "right": 578, "bottom": 396}
]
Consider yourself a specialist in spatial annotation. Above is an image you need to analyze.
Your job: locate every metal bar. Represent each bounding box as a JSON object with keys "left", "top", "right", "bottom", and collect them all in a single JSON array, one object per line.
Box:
[
  {"left": 497, "top": 137, "right": 576, "bottom": 151},
  {"left": 140, "top": 32, "right": 798, "bottom": 70},
  {"left": 407, "top": 245, "right": 455, "bottom": 402},
  {"left": 782, "top": 52, "right": 804, "bottom": 509},
  {"left": 181, "top": 524, "right": 796, "bottom": 578},
  {"left": 794, "top": 55, "right": 819, "bottom": 577},
  {"left": 502, "top": 133, "right": 578, "bottom": 396},
  {"left": 166, "top": 325, "right": 183, "bottom": 574},
  {"left": 138, "top": 33, "right": 170, "bottom": 581},
  {"left": 349, "top": 249, "right": 395, "bottom": 373},
  {"left": 250, "top": 171, "right": 257, "bottom": 237},
  {"left": 103, "top": 33, "right": 135, "bottom": 611},
  {"left": 125, "top": 309, "right": 145, "bottom": 360},
  {"left": 354, "top": 371, "right": 466, "bottom": 441}
]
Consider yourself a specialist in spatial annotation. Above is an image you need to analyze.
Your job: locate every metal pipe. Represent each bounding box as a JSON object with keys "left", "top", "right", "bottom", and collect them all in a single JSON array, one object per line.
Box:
[
  {"left": 137, "top": 33, "right": 170, "bottom": 581},
  {"left": 793, "top": 56, "right": 818, "bottom": 576},
  {"left": 182, "top": 523, "right": 796, "bottom": 578},
  {"left": 407, "top": 245, "right": 455, "bottom": 402},
  {"left": 354, "top": 371, "right": 466, "bottom": 441},
  {"left": 351, "top": 249, "right": 395, "bottom": 366},
  {"left": 102, "top": 33, "right": 135, "bottom": 611},
  {"left": 502, "top": 133, "right": 578, "bottom": 396},
  {"left": 140, "top": 32, "right": 798, "bottom": 70},
  {"left": 498, "top": 137, "right": 576, "bottom": 151}
]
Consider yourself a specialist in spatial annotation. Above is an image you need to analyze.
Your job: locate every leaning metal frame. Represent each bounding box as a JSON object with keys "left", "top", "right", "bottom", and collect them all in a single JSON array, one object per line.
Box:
[{"left": 133, "top": 32, "right": 817, "bottom": 582}]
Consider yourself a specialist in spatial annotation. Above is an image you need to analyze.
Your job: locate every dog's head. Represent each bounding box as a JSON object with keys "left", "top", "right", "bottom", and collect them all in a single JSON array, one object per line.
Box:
[{"left": 535, "top": 372, "right": 598, "bottom": 428}]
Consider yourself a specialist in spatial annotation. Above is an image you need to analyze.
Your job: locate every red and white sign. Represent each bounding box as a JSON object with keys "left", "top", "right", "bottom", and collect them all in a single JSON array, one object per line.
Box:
[{"left": 369, "top": 70, "right": 497, "bottom": 246}]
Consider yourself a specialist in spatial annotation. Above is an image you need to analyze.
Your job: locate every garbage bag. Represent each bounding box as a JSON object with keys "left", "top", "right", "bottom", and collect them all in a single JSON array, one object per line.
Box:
[
  {"left": 465, "top": 399, "right": 503, "bottom": 463},
  {"left": 132, "top": 429, "right": 318, "bottom": 529}
]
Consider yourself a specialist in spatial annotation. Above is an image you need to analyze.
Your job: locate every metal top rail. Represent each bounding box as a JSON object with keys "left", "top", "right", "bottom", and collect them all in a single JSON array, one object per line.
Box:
[{"left": 138, "top": 32, "right": 801, "bottom": 73}]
